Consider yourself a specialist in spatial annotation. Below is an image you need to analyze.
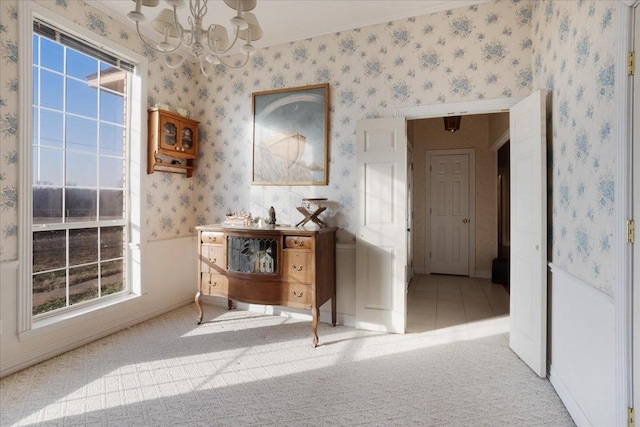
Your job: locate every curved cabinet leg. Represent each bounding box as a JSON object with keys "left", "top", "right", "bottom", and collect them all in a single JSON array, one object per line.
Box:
[
  {"left": 227, "top": 298, "right": 233, "bottom": 310},
  {"left": 195, "top": 291, "right": 203, "bottom": 324},
  {"left": 311, "top": 306, "right": 319, "bottom": 347}
]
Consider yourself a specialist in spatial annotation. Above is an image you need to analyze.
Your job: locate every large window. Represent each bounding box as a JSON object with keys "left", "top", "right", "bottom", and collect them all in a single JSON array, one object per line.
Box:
[{"left": 30, "top": 20, "right": 133, "bottom": 317}]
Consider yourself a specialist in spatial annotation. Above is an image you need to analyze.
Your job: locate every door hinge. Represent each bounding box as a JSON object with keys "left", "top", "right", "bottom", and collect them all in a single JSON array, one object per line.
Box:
[
  {"left": 627, "top": 220, "right": 635, "bottom": 244},
  {"left": 629, "top": 407, "right": 635, "bottom": 427},
  {"left": 629, "top": 51, "right": 635, "bottom": 76},
  {"left": 429, "top": 252, "right": 432, "bottom": 258}
]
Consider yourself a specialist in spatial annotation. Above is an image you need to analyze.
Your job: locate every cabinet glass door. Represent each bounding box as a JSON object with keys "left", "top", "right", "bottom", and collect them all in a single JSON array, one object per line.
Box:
[
  {"left": 227, "top": 236, "right": 278, "bottom": 274},
  {"left": 161, "top": 120, "right": 177, "bottom": 148}
]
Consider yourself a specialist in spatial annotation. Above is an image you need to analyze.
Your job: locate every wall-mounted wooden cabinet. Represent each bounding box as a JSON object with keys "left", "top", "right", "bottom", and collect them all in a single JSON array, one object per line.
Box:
[{"left": 148, "top": 108, "right": 199, "bottom": 177}]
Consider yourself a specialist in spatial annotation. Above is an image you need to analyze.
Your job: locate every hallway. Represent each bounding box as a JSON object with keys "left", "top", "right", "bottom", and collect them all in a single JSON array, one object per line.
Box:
[{"left": 407, "top": 274, "right": 510, "bottom": 338}]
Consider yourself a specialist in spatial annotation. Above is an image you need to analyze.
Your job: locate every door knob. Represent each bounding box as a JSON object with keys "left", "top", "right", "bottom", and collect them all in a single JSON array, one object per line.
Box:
[{"left": 462, "top": 218, "right": 468, "bottom": 224}]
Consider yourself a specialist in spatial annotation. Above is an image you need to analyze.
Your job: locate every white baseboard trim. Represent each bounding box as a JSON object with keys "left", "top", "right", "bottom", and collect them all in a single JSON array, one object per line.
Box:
[
  {"left": 549, "top": 365, "right": 590, "bottom": 427},
  {"left": 473, "top": 270, "right": 491, "bottom": 279},
  {"left": 0, "top": 296, "right": 194, "bottom": 377}
]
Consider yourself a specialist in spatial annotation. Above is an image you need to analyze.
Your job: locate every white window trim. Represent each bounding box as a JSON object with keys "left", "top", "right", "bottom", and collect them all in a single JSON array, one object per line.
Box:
[{"left": 18, "top": 1, "right": 147, "bottom": 339}]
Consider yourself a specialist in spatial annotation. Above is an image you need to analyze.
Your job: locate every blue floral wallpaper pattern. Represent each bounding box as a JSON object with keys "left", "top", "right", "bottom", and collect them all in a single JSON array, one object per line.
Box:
[
  {"left": 0, "top": 0, "right": 619, "bottom": 296},
  {"left": 532, "top": 0, "right": 617, "bottom": 296},
  {"left": 193, "top": 0, "right": 535, "bottom": 245}
]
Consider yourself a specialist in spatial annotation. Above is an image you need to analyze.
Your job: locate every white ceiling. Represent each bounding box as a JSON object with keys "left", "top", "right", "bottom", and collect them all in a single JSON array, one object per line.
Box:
[{"left": 88, "top": 0, "right": 485, "bottom": 54}]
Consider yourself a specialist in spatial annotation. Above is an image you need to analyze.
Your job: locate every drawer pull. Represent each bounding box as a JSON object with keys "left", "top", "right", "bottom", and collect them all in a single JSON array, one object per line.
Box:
[
  {"left": 209, "top": 257, "right": 217, "bottom": 264},
  {"left": 294, "top": 239, "right": 304, "bottom": 247},
  {"left": 292, "top": 264, "right": 303, "bottom": 271},
  {"left": 292, "top": 290, "right": 304, "bottom": 298}
]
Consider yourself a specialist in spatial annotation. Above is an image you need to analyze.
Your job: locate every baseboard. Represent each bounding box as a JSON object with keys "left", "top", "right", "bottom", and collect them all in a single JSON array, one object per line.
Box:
[
  {"left": 0, "top": 297, "right": 194, "bottom": 377},
  {"left": 549, "top": 365, "right": 590, "bottom": 427},
  {"left": 473, "top": 270, "right": 491, "bottom": 279}
]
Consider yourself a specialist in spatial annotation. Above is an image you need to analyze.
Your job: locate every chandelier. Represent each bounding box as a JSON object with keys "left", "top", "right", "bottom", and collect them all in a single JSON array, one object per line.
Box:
[{"left": 127, "top": 0, "right": 263, "bottom": 75}]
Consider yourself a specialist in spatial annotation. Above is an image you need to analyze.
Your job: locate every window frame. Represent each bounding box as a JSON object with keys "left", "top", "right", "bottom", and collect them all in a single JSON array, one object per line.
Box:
[{"left": 18, "top": 1, "right": 147, "bottom": 339}]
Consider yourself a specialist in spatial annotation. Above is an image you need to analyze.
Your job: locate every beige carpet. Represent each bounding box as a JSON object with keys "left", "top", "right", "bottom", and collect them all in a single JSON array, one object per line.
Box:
[{"left": 1, "top": 304, "right": 574, "bottom": 426}]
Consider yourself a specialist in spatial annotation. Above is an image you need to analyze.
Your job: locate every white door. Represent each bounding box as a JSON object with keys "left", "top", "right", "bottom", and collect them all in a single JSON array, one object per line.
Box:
[
  {"left": 509, "top": 90, "right": 547, "bottom": 378},
  {"left": 633, "top": 1, "right": 639, "bottom": 415},
  {"left": 429, "top": 154, "right": 470, "bottom": 275},
  {"left": 356, "top": 117, "right": 408, "bottom": 333}
]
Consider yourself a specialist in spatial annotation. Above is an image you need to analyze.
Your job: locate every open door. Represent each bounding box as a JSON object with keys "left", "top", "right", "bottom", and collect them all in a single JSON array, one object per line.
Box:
[
  {"left": 355, "top": 118, "right": 408, "bottom": 333},
  {"left": 509, "top": 90, "right": 547, "bottom": 377}
]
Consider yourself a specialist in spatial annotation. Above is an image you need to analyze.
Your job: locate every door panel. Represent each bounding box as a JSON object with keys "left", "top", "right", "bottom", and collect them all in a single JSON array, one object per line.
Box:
[
  {"left": 509, "top": 90, "right": 547, "bottom": 378},
  {"left": 430, "top": 154, "right": 470, "bottom": 275},
  {"left": 356, "top": 118, "right": 407, "bottom": 333}
]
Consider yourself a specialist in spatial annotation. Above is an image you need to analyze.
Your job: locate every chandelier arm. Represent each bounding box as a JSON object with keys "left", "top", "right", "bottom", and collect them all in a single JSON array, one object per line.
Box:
[
  {"left": 210, "top": 52, "right": 251, "bottom": 69},
  {"left": 205, "top": 24, "right": 241, "bottom": 55},
  {"left": 199, "top": 58, "right": 210, "bottom": 77},
  {"left": 135, "top": 21, "right": 184, "bottom": 55},
  {"left": 173, "top": 8, "right": 194, "bottom": 48}
]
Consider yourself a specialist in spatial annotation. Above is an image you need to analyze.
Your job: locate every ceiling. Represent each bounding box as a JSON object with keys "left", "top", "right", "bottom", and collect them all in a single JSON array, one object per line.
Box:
[{"left": 88, "top": 0, "right": 484, "bottom": 54}]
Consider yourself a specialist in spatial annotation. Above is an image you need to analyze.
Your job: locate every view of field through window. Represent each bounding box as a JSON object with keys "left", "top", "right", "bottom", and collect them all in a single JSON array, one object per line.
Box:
[{"left": 31, "top": 24, "right": 130, "bottom": 316}]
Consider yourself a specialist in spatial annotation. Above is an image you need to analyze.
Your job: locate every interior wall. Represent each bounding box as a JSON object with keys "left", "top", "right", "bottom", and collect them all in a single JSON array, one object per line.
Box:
[
  {"left": 487, "top": 112, "right": 510, "bottom": 147},
  {"left": 531, "top": 1, "right": 619, "bottom": 425},
  {"left": 411, "top": 115, "right": 497, "bottom": 277},
  {"left": 193, "top": 1, "right": 535, "bottom": 244},
  {"left": 0, "top": 0, "right": 200, "bottom": 376}
]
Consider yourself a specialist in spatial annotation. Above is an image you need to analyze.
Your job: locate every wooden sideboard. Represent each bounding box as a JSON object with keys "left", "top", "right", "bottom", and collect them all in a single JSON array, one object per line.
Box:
[{"left": 195, "top": 224, "right": 337, "bottom": 346}]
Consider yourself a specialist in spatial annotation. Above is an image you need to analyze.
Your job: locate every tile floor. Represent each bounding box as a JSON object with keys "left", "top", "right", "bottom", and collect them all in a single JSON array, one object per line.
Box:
[{"left": 407, "top": 273, "right": 510, "bottom": 336}]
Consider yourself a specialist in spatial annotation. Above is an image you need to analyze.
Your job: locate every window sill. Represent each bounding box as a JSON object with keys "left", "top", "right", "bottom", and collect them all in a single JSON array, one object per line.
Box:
[{"left": 18, "top": 293, "right": 141, "bottom": 342}]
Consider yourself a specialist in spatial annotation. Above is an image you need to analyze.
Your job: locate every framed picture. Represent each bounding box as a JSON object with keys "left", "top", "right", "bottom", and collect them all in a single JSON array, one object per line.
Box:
[{"left": 252, "top": 83, "right": 329, "bottom": 185}]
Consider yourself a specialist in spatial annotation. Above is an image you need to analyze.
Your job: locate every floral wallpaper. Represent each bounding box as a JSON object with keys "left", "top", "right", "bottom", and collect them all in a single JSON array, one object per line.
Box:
[
  {"left": 194, "top": 0, "right": 535, "bottom": 244},
  {"left": 0, "top": 0, "right": 199, "bottom": 262},
  {"left": 532, "top": 1, "right": 617, "bottom": 296},
  {"left": 0, "top": 0, "right": 620, "bottom": 296}
]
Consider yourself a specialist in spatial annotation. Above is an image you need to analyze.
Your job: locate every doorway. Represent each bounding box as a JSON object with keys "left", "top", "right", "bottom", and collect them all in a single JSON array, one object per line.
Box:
[{"left": 407, "top": 112, "right": 510, "bottom": 333}]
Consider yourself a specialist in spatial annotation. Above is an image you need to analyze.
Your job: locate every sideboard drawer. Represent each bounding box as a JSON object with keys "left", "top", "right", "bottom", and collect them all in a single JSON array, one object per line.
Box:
[
  {"left": 285, "top": 283, "right": 312, "bottom": 307},
  {"left": 200, "top": 273, "right": 228, "bottom": 296},
  {"left": 201, "top": 231, "right": 224, "bottom": 244},
  {"left": 201, "top": 245, "right": 225, "bottom": 273},
  {"left": 283, "top": 251, "right": 314, "bottom": 283},
  {"left": 284, "top": 235, "right": 312, "bottom": 249}
]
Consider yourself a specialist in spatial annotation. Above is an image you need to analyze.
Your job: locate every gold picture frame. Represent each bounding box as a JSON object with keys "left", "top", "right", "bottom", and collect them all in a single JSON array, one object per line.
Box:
[{"left": 252, "top": 83, "right": 329, "bottom": 185}]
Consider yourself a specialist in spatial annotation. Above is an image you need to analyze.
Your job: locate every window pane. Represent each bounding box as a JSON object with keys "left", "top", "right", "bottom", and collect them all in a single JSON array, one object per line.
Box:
[
  {"left": 100, "top": 89, "right": 124, "bottom": 125},
  {"left": 33, "top": 269, "right": 67, "bottom": 315},
  {"left": 33, "top": 147, "right": 63, "bottom": 186},
  {"left": 66, "top": 151, "right": 97, "bottom": 187},
  {"left": 66, "top": 115, "right": 97, "bottom": 153},
  {"left": 99, "top": 190, "right": 124, "bottom": 220},
  {"left": 69, "top": 228, "right": 98, "bottom": 266},
  {"left": 33, "top": 187, "right": 63, "bottom": 224},
  {"left": 33, "top": 67, "right": 39, "bottom": 105},
  {"left": 40, "top": 37, "right": 63, "bottom": 72},
  {"left": 101, "top": 226, "right": 125, "bottom": 260},
  {"left": 32, "top": 107, "right": 39, "bottom": 144},
  {"left": 32, "top": 34, "right": 39, "bottom": 66},
  {"left": 33, "top": 230, "right": 66, "bottom": 272},
  {"left": 65, "top": 188, "right": 97, "bottom": 222},
  {"left": 101, "top": 259, "right": 124, "bottom": 295},
  {"left": 39, "top": 109, "right": 64, "bottom": 148},
  {"left": 69, "top": 264, "right": 98, "bottom": 306},
  {"left": 66, "top": 49, "right": 98, "bottom": 81},
  {"left": 100, "top": 65, "right": 126, "bottom": 94},
  {"left": 66, "top": 78, "right": 97, "bottom": 118},
  {"left": 40, "top": 70, "right": 64, "bottom": 110},
  {"left": 99, "top": 156, "right": 124, "bottom": 188},
  {"left": 99, "top": 123, "right": 124, "bottom": 157}
]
